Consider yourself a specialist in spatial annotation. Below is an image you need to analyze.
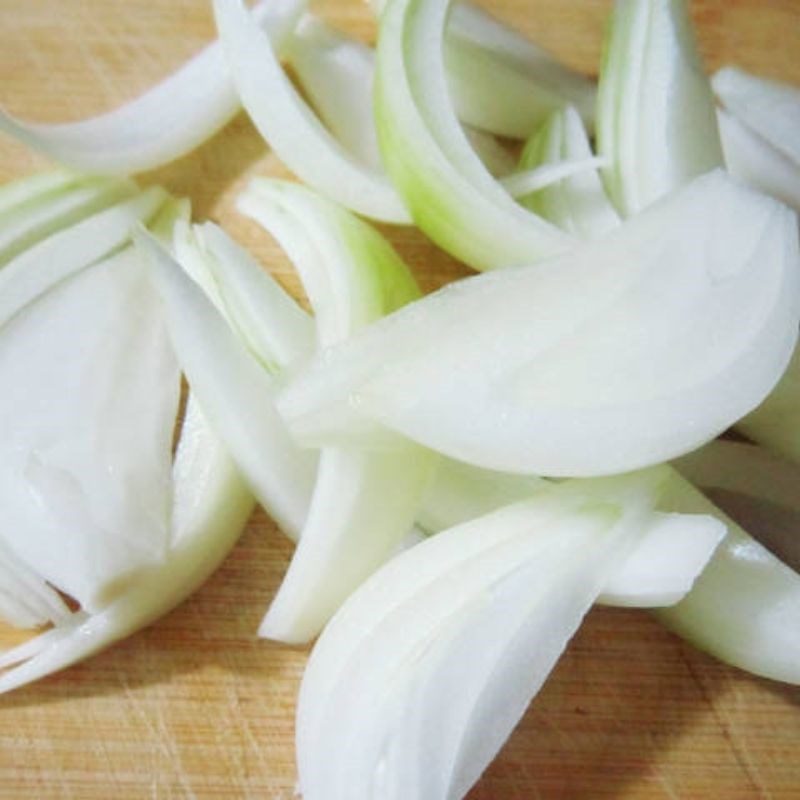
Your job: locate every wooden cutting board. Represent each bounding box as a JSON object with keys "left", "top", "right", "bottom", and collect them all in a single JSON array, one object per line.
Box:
[{"left": 0, "top": 1, "right": 799, "bottom": 797}]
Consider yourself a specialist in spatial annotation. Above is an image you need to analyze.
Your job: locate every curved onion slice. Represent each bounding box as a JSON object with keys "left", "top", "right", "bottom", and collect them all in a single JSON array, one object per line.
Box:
[
  {"left": 296, "top": 470, "right": 665, "bottom": 799},
  {"left": 713, "top": 67, "right": 800, "bottom": 166},
  {"left": 137, "top": 231, "right": 316, "bottom": 539},
  {"left": 596, "top": 0, "right": 723, "bottom": 216},
  {"left": 238, "top": 179, "right": 435, "bottom": 643},
  {"left": 0, "top": 1, "right": 301, "bottom": 175},
  {"left": 173, "top": 220, "right": 315, "bottom": 373},
  {"left": 374, "top": 0, "right": 572, "bottom": 270},
  {"left": 518, "top": 106, "right": 621, "bottom": 237},
  {"left": 0, "top": 186, "right": 167, "bottom": 330},
  {"left": 0, "top": 176, "right": 136, "bottom": 266},
  {"left": 213, "top": 0, "right": 410, "bottom": 224},
  {"left": 418, "top": 460, "right": 724, "bottom": 608},
  {"left": 288, "top": 16, "right": 383, "bottom": 170},
  {"left": 717, "top": 108, "right": 800, "bottom": 214},
  {"left": 0, "top": 396, "right": 254, "bottom": 693},
  {"left": 657, "top": 466, "right": 800, "bottom": 684},
  {"left": 370, "top": 0, "right": 596, "bottom": 138},
  {"left": 442, "top": 3, "right": 596, "bottom": 138},
  {"left": 289, "top": 17, "right": 516, "bottom": 180},
  {"left": 280, "top": 171, "right": 800, "bottom": 476}
]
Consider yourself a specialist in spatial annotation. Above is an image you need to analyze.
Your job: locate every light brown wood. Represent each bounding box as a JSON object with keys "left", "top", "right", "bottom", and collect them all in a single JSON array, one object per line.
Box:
[{"left": 0, "top": 1, "right": 799, "bottom": 797}]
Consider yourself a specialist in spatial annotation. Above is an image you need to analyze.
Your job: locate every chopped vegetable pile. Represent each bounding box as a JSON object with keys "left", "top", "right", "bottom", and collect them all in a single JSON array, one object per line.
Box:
[{"left": 0, "top": 0, "right": 799, "bottom": 796}]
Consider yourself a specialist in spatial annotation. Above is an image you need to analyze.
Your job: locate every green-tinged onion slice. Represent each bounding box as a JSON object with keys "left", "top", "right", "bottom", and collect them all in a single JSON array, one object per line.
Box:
[
  {"left": 239, "top": 180, "right": 435, "bottom": 643},
  {"left": 518, "top": 106, "right": 621, "bottom": 237},
  {"left": 374, "top": 0, "right": 573, "bottom": 270}
]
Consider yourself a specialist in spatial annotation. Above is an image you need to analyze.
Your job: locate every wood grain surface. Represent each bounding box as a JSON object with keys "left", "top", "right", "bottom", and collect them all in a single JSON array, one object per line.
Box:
[{"left": 1, "top": 1, "right": 799, "bottom": 798}]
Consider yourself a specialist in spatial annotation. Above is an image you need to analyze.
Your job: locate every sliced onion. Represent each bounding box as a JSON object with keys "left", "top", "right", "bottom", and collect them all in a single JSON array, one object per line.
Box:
[
  {"left": 443, "top": 2, "right": 596, "bottom": 138},
  {"left": 0, "top": 186, "right": 167, "bottom": 330},
  {"left": 173, "top": 221, "right": 315, "bottom": 373},
  {"left": 137, "top": 230, "right": 316, "bottom": 539},
  {"left": 0, "top": 1, "right": 302, "bottom": 175},
  {"left": 0, "top": 246, "right": 181, "bottom": 612},
  {"left": 0, "top": 175, "right": 137, "bottom": 265},
  {"left": 418, "top": 459, "right": 724, "bottom": 608},
  {"left": 517, "top": 106, "right": 621, "bottom": 237},
  {"left": 213, "top": 0, "right": 410, "bottom": 224},
  {"left": 657, "top": 467, "right": 800, "bottom": 684},
  {"left": 288, "top": 16, "right": 383, "bottom": 170},
  {"left": 374, "top": 0, "right": 573, "bottom": 270},
  {"left": 296, "top": 470, "right": 664, "bottom": 799},
  {"left": 239, "top": 179, "right": 435, "bottom": 643},
  {"left": 0, "top": 396, "right": 254, "bottom": 693},
  {"left": 596, "top": 0, "right": 723, "bottom": 216},
  {"left": 280, "top": 171, "right": 800, "bottom": 476}
]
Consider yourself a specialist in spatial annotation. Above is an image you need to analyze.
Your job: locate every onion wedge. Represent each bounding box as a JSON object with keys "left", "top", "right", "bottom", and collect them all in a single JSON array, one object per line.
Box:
[
  {"left": 296, "top": 469, "right": 666, "bottom": 799},
  {"left": 239, "top": 180, "right": 436, "bottom": 643},
  {"left": 280, "top": 171, "right": 800, "bottom": 476},
  {"left": 0, "top": 246, "right": 181, "bottom": 612},
  {"left": 173, "top": 220, "right": 315, "bottom": 373}
]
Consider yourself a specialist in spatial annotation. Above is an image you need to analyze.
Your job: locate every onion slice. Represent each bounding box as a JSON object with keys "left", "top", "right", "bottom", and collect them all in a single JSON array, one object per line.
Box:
[
  {"left": 657, "top": 465, "right": 800, "bottom": 684},
  {"left": 138, "top": 230, "right": 316, "bottom": 540},
  {"left": 517, "top": 106, "right": 621, "bottom": 237},
  {"left": 288, "top": 16, "right": 383, "bottom": 171},
  {"left": 213, "top": 0, "right": 410, "bottom": 224},
  {"left": 418, "top": 460, "right": 724, "bottom": 608},
  {"left": 173, "top": 220, "right": 315, "bottom": 373},
  {"left": 0, "top": 1, "right": 302, "bottom": 175},
  {"left": 239, "top": 180, "right": 435, "bottom": 642},
  {"left": 374, "top": 0, "right": 573, "bottom": 270},
  {"left": 0, "top": 246, "right": 181, "bottom": 612},
  {"left": 0, "top": 186, "right": 167, "bottom": 330},
  {"left": 596, "top": 0, "right": 723, "bottom": 216},
  {"left": 443, "top": 2, "right": 596, "bottom": 139},
  {"left": 0, "top": 396, "right": 254, "bottom": 693},
  {"left": 280, "top": 171, "right": 800, "bottom": 476},
  {"left": 296, "top": 469, "right": 666, "bottom": 799}
]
